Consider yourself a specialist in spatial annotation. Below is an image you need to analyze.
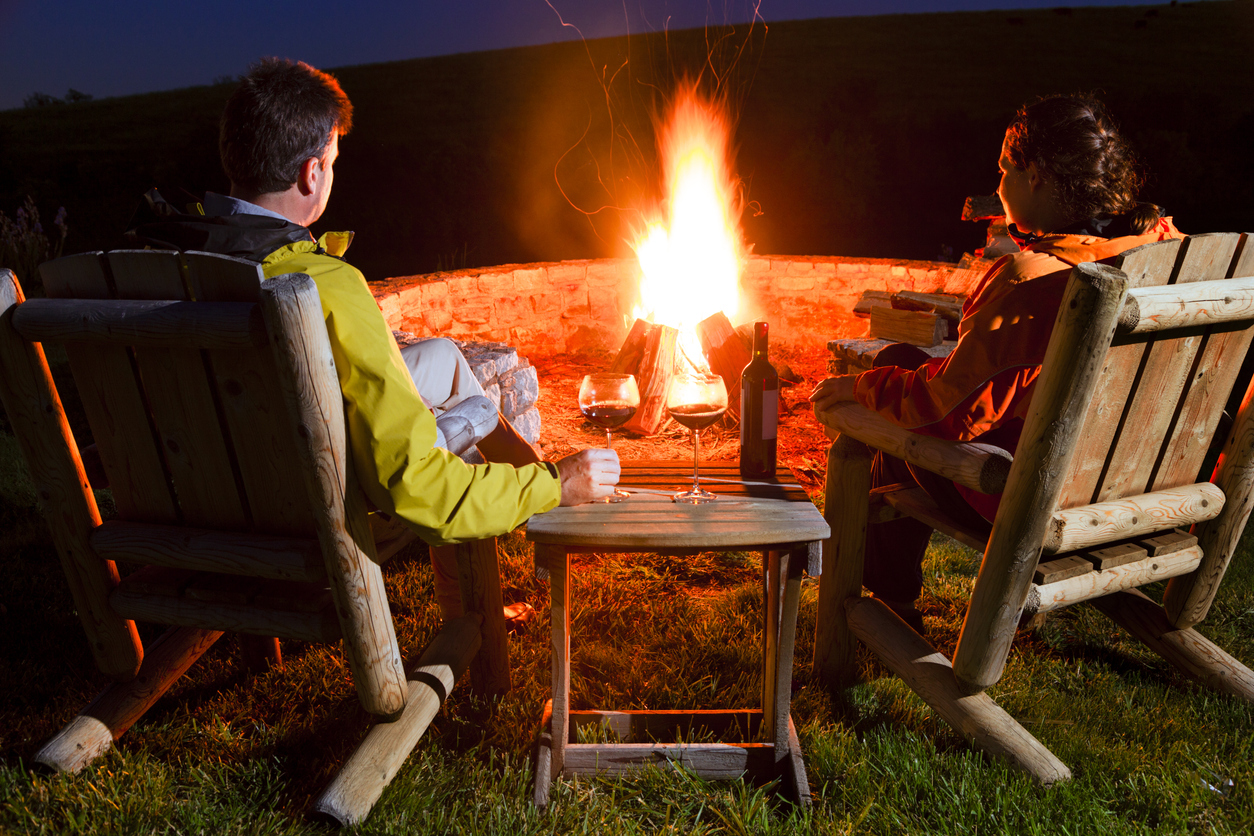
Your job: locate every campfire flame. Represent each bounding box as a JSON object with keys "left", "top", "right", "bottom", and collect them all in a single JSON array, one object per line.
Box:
[{"left": 632, "top": 83, "right": 745, "bottom": 369}]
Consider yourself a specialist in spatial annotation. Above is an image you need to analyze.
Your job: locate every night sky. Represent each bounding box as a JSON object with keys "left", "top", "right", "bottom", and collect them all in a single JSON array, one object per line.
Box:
[{"left": 0, "top": 0, "right": 1159, "bottom": 111}]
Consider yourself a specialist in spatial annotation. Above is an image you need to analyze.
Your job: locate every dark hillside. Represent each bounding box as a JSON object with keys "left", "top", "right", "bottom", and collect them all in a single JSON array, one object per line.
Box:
[{"left": 2, "top": 1, "right": 1251, "bottom": 281}]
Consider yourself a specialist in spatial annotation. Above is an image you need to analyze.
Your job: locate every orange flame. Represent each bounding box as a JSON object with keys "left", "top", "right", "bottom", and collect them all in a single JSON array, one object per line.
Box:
[{"left": 632, "top": 83, "right": 744, "bottom": 364}]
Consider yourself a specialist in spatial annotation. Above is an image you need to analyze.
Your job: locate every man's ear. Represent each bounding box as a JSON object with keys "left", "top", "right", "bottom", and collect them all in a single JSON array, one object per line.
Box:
[
  {"left": 297, "top": 156, "right": 321, "bottom": 196},
  {"left": 1026, "top": 162, "right": 1045, "bottom": 193}
]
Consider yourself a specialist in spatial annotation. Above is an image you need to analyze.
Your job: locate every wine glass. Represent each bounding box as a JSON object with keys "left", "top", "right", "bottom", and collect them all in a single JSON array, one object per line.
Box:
[
  {"left": 578, "top": 373, "right": 640, "bottom": 503},
  {"left": 666, "top": 372, "right": 728, "bottom": 504}
]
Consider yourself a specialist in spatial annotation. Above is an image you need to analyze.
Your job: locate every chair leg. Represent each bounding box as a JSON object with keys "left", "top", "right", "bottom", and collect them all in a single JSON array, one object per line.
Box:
[
  {"left": 1091, "top": 588, "right": 1254, "bottom": 704},
  {"left": 456, "top": 537, "right": 511, "bottom": 697},
  {"left": 813, "top": 435, "right": 873, "bottom": 690},
  {"left": 35, "top": 627, "right": 222, "bottom": 774},
  {"left": 845, "top": 596, "right": 1071, "bottom": 786},
  {"left": 239, "top": 635, "right": 283, "bottom": 672},
  {"left": 314, "top": 615, "right": 482, "bottom": 826}
]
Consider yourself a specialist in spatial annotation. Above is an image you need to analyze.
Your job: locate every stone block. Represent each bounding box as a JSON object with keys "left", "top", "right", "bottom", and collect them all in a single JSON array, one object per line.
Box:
[
  {"left": 422, "top": 307, "right": 452, "bottom": 333},
  {"left": 483, "top": 383, "right": 502, "bottom": 411},
  {"left": 422, "top": 280, "right": 450, "bottom": 302},
  {"left": 477, "top": 271, "right": 513, "bottom": 294},
  {"left": 445, "top": 276, "right": 475, "bottom": 297},
  {"left": 547, "top": 262, "right": 588, "bottom": 284},
  {"left": 785, "top": 260, "right": 816, "bottom": 275},
  {"left": 452, "top": 304, "right": 493, "bottom": 326},
  {"left": 745, "top": 257, "right": 771, "bottom": 273},
  {"left": 508, "top": 407, "right": 542, "bottom": 445},
  {"left": 774, "top": 275, "right": 817, "bottom": 292},
  {"left": 814, "top": 261, "right": 837, "bottom": 275},
  {"left": 587, "top": 259, "right": 634, "bottom": 286},
  {"left": 836, "top": 262, "right": 867, "bottom": 277},
  {"left": 514, "top": 267, "right": 547, "bottom": 291},
  {"left": 494, "top": 294, "right": 532, "bottom": 327},
  {"left": 589, "top": 286, "right": 625, "bottom": 324},
  {"left": 499, "top": 365, "right": 539, "bottom": 417},
  {"left": 532, "top": 290, "right": 562, "bottom": 316}
]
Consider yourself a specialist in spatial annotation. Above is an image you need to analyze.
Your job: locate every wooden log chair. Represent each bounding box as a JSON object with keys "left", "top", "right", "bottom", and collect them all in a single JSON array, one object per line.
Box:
[
  {"left": 812, "top": 232, "right": 1254, "bottom": 785},
  {"left": 0, "top": 250, "right": 512, "bottom": 826}
]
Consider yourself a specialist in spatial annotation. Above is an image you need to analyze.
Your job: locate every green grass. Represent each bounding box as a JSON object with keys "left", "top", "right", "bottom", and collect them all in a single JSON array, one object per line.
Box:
[{"left": 1, "top": 413, "right": 1253, "bottom": 833}]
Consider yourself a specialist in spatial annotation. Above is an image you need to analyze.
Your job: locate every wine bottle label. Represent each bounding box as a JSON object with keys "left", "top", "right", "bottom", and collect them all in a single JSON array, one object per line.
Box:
[
  {"left": 762, "top": 389, "right": 778, "bottom": 439},
  {"left": 739, "top": 387, "right": 779, "bottom": 441}
]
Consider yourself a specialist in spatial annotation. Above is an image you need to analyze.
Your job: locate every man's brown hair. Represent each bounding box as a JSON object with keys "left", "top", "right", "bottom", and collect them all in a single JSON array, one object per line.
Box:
[{"left": 220, "top": 57, "right": 353, "bottom": 196}]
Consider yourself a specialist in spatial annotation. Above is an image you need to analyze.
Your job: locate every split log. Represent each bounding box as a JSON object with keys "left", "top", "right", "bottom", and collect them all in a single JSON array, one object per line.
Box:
[
  {"left": 869, "top": 307, "right": 947, "bottom": 347},
  {"left": 853, "top": 290, "right": 894, "bottom": 317},
  {"left": 892, "top": 291, "right": 964, "bottom": 322},
  {"left": 610, "top": 318, "right": 678, "bottom": 435},
  {"left": 696, "top": 311, "right": 751, "bottom": 419}
]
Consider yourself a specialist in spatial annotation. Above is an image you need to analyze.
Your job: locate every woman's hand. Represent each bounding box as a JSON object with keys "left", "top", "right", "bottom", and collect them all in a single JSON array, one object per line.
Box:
[{"left": 809, "top": 375, "right": 858, "bottom": 413}]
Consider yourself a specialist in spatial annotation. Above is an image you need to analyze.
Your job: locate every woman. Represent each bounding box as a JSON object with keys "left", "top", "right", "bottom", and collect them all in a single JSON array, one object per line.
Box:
[{"left": 809, "top": 94, "right": 1182, "bottom": 630}]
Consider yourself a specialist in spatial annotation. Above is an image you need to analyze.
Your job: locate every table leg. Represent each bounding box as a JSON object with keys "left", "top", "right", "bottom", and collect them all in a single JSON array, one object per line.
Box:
[
  {"left": 456, "top": 537, "right": 510, "bottom": 697},
  {"left": 773, "top": 547, "right": 805, "bottom": 755},
  {"left": 762, "top": 550, "right": 781, "bottom": 741},
  {"left": 541, "top": 543, "right": 571, "bottom": 782}
]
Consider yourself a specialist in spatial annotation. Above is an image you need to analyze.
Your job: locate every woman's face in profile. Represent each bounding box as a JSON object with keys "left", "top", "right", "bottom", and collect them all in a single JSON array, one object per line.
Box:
[{"left": 996, "top": 133, "right": 1034, "bottom": 233}]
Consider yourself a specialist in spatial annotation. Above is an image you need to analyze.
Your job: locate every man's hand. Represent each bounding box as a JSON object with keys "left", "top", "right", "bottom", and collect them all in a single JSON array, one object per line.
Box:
[
  {"left": 556, "top": 448, "right": 621, "bottom": 505},
  {"left": 809, "top": 375, "right": 858, "bottom": 413}
]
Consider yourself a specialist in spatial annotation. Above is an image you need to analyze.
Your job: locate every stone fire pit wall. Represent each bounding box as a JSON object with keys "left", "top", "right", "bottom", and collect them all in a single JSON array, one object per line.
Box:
[{"left": 372, "top": 255, "right": 976, "bottom": 360}]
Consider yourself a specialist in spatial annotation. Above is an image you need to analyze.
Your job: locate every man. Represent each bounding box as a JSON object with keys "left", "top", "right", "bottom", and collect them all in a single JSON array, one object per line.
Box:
[{"left": 130, "top": 57, "right": 618, "bottom": 617}]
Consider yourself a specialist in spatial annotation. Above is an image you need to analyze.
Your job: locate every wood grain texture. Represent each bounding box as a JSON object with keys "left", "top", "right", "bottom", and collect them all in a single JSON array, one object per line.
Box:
[
  {"left": 1120, "top": 274, "right": 1254, "bottom": 334},
  {"left": 34, "top": 627, "right": 221, "bottom": 773},
  {"left": 1092, "top": 589, "right": 1254, "bottom": 703},
  {"left": 882, "top": 487, "right": 989, "bottom": 552},
  {"left": 314, "top": 615, "right": 482, "bottom": 826},
  {"left": 846, "top": 596, "right": 1070, "bottom": 785},
  {"left": 40, "top": 253, "right": 178, "bottom": 523},
  {"left": 456, "top": 538, "right": 510, "bottom": 697},
  {"left": 696, "top": 311, "right": 750, "bottom": 418},
  {"left": 815, "top": 403, "right": 1011, "bottom": 495},
  {"left": 1043, "top": 482, "right": 1224, "bottom": 554},
  {"left": 526, "top": 462, "right": 827, "bottom": 550},
  {"left": 869, "top": 306, "right": 946, "bottom": 346},
  {"left": 546, "top": 544, "right": 571, "bottom": 780},
  {"left": 561, "top": 742, "right": 775, "bottom": 779},
  {"left": 813, "top": 436, "right": 873, "bottom": 690},
  {"left": 191, "top": 259, "right": 319, "bottom": 535},
  {"left": 1165, "top": 355, "right": 1254, "bottom": 627},
  {"left": 107, "top": 250, "right": 249, "bottom": 530},
  {"left": 90, "top": 521, "right": 325, "bottom": 581},
  {"left": 533, "top": 699, "right": 554, "bottom": 808},
  {"left": 954, "top": 263, "right": 1129, "bottom": 694},
  {"left": 1056, "top": 239, "right": 1181, "bottom": 508},
  {"left": 1149, "top": 235, "right": 1252, "bottom": 492},
  {"left": 260, "top": 274, "right": 406, "bottom": 716},
  {"left": 1025, "top": 546, "right": 1201, "bottom": 616},
  {"left": 0, "top": 269, "right": 143, "bottom": 681},
  {"left": 12, "top": 297, "right": 266, "bottom": 349},
  {"left": 110, "top": 578, "right": 340, "bottom": 642}
]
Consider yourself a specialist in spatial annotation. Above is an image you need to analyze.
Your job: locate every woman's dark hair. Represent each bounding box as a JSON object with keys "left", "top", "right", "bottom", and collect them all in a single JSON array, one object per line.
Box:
[
  {"left": 220, "top": 58, "right": 353, "bottom": 196},
  {"left": 1004, "top": 94, "right": 1160, "bottom": 234}
]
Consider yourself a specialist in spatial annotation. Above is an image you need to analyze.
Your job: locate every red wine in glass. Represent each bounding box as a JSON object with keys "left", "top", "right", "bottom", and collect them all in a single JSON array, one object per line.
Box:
[
  {"left": 665, "top": 373, "right": 728, "bottom": 504},
  {"left": 578, "top": 374, "right": 640, "bottom": 502}
]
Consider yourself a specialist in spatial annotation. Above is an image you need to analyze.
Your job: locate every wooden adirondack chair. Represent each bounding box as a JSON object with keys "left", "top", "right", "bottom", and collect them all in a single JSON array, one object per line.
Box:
[
  {"left": 812, "top": 232, "right": 1254, "bottom": 784},
  {"left": 0, "top": 249, "right": 510, "bottom": 825}
]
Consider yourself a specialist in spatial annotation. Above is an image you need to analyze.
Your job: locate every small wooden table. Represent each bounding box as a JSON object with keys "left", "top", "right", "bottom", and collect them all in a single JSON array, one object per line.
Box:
[{"left": 526, "top": 461, "right": 830, "bottom": 807}]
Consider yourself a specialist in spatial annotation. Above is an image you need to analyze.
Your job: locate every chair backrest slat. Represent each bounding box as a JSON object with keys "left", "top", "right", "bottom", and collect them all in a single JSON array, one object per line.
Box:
[
  {"left": 186, "top": 252, "right": 319, "bottom": 535},
  {"left": 39, "top": 253, "right": 179, "bottom": 523},
  {"left": 105, "top": 251, "right": 250, "bottom": 530},
  {"left": 1150, "top": 237, "right": 1254, "bottom": 490},
  {"left": 1055, "top": 235, "right": 1248, "bottom": 509}
]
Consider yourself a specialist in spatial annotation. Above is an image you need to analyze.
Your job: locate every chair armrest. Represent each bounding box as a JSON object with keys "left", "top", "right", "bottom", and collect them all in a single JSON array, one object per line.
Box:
[{"left": 814, "top": 402, "right": 1011, "bottom": 495}]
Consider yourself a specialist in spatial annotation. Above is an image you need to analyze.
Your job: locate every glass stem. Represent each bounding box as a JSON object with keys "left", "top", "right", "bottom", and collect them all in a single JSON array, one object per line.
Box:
[
  {"left": 691, "top": 429, "right": 701, "bottom": 493},
  {"left": 606, "top": 429, "right": 613, "bottom": 450}
]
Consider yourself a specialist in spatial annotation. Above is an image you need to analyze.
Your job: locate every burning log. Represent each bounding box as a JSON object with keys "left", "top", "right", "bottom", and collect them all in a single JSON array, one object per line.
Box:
[
  {"left": 696, "top": 312, "right": 751, "bottom": 419},
  {"left": 610, "top": 318, "right": 678, "bottom": 435}
]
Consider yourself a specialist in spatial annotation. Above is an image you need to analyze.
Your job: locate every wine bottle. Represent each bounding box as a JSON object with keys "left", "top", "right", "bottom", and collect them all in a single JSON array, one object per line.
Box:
[{"left": 739, "top": 321, "right": 779, "bottom": 478}]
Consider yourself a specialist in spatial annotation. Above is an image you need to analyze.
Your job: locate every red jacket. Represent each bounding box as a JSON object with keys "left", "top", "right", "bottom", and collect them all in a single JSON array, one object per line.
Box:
[{"left": 853, "top": 217, "right": 1183, "bottom": 516}]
